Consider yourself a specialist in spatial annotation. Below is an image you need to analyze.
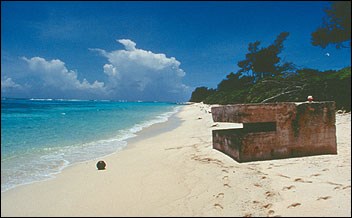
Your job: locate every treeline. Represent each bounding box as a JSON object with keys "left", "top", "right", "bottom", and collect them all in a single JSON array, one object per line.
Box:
[
  {"left": 190, "top": 2, "right": 351, "bottom": 111},
  {"left": 190, "top": 66, "right": 351, "bottom": 111}
]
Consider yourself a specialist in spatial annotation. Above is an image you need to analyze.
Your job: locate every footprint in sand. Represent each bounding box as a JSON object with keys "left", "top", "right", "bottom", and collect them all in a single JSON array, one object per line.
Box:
[
  {"left": 222, "top": 175, "right": 229, "bottom": 180},
  {"left": 267, "top": 210, "right": 275, "bottom": 216},
  {"left": 252, "top": 200, "right": 260, "bottom": 204},
  {"left": 277, "top": 174, "right": 290, "bottom": 179},
  {"left": 265, "top": 191, "right": 275, "bottom": 198},
  {"left": 254, "top": 183, "right": 262, "bottom": 188},
  {"left": 342, "top": 185, "right": 351, "bottom": 190},
  {"left": 282, "top": 185, "right": 295, "bottom": 191},
  {"left": 317, "top": 196, "right": 332, "bottom": 200},
  {"left": 216, "top": 193, "right": 224, "bottom": 199},
  {"left": 256, "top": 170, "right": 265, "bottom": 175},
  {"left": 261, "top": 176, "right": 267, "bottom": 180},
  {"left": 214, "top": 203, "right": 223, "bottom": 209},
  {"left": 310, "top": 173, "right": 321, "bottom": 177},
  {"left": 165, "top": 146, "right": 183, "bottom": 150},
  {"left": 287, "top": 203, "right": 301, "bottom": 208},
  {"left": 263, "top": 203, "right": 273, "bottom": 209},
  {"left": 331, "top": 183, "right": 350, "bottom": 190},
  {"left": 326, "top": 181, "right": 343, "bottom": 186},
  {"left": 223, "top": 183, "right": 231, "bottom": 188},
  {"left": 192, "top": 156, "right": 224, "bottom": 166},
  {"left": 222, "top": 169, "right": 229, "bottom": 173},
  {"left": 294, "top": 178, "right": 313, "bottom": 183},
  {"left": 243, "top": 213, "right": 252, "bottom": 217},
  {"left": 322, "top": 168, "right": 329, "bottom": 172}
]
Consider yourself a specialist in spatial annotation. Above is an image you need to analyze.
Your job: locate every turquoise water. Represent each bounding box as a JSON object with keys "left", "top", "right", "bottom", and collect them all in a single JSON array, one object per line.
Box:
[{"left": 1, "top": 98, "right": 182, "bottom": 192}]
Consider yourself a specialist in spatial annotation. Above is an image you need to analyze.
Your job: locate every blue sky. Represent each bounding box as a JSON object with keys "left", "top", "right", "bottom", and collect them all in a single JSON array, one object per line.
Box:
[{"left": 1, "top": 1, "right": 351, "bottom": 102}]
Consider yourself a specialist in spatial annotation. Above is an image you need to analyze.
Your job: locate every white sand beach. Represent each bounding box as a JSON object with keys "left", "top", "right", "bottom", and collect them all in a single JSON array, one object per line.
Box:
[{"left": 1, "top": 103, "right": 351, "bottom": 217}]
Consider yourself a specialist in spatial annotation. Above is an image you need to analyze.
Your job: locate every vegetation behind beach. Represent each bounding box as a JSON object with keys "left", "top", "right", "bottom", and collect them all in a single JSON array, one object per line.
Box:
[
  {"left": 190, "top": 65, "right": 351, "bottom": 111},
  {"left": 190, "top": 2, "right": 351, "bottom": 111}
]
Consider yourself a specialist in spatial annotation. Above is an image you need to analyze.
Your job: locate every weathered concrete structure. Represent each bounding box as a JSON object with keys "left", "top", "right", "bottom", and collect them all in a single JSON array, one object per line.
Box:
[{"left": 211, "top": 102, "right": 337, "bottom": 162}]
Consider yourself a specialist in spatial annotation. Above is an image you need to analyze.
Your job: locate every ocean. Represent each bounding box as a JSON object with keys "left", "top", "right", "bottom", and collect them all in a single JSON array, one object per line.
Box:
[{"left": 1, "top": 98, "right": 183, "bottom": 192}]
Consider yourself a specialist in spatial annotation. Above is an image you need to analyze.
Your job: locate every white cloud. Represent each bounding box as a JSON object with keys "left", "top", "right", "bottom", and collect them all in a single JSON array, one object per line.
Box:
[
  {"left": 117, "top": 39, "right": 136, "bottom": 51},
  {"left": 103, "top": 64, "right": 119, "bottom": 77},
  {"left": 22, "top": 56, "right": 105, "bottom": 91},
  {"left": 91, "top": 39, "right": 190, "bottom": 101},
  {"left": 3, "top": 40, "right": 190, "bottom": 101},
  {"left": 1, "top": 77, "right": 21, "bottom": 90}
]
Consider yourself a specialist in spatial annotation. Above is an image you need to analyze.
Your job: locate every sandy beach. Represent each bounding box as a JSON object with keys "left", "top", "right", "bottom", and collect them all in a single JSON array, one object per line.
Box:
[{"left": 1, "top": 103, "right": 351, "bottom": 217}]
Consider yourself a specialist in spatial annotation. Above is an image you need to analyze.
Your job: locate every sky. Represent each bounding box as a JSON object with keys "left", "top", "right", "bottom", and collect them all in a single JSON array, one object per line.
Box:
[{"left": 1, "top": 1, "right": 351, "bottom": 102}]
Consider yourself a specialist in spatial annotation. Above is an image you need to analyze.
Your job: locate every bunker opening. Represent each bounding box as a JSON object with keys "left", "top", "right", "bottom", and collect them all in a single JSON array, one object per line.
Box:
[{"left": 243, "top": 122, "right": 277, "bottom": 133}]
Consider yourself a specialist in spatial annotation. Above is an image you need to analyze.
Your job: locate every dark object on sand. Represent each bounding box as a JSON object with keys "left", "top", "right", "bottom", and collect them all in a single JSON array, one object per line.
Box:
[{"left": 96, "top": 160, "right": 106, "bottom": 170}]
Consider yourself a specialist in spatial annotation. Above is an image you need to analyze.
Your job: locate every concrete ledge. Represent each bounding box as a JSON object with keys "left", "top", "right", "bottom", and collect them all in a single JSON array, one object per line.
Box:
[{"left": 211, "top": 102, "right": 337, "bottom": 162}]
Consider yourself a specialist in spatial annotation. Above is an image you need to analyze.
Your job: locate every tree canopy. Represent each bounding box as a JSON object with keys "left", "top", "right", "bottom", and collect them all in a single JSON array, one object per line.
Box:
[
  {"left": 189, "top": 31, "right": 351, "bottom": 111},
  {"left": 190, "top": 66, "right": 351, "bottom": 111},
  {"left": 237, "top": 32, "right": 295, "bottom": 80},
  {"left": 311, "top": 1, "right": 351, "bottom": 49},
  {"left": 189, "top": 86, "right": 215, "bottom": 103},
  {"left": 190, "top": 3, "right": 351, "bottom": 111}
]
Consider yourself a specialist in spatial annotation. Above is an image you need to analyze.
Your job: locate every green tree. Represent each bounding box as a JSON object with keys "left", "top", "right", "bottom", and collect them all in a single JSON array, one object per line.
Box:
[
  {"left": 217, "top": 72, "right": 253, "bottom": 92},
  {"left": 311, "top": 1, "right": 351, "bottom": 49},
  {"left": 237, "top": 32, "right": 295, "bottom": 80},
  {"left": 189, "top": 86, "right": 215, "bottom": 102}
]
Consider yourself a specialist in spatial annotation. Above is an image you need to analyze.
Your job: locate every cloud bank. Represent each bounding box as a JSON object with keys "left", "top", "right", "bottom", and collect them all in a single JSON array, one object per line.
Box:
[
  {"left": 1, "top": 77, "right": 21, "bottom": 89},
  {"left": 90, "top": 39, "right": 190, "bottom": 101},
  {"left": 2, "top": 57, "right": 107, "bottom": 99},
  {"left": 21, "top": 57, "right": 105, "bottom": 91},
  {"left": 2, "top": 39, "right": 190, "bottom": 102}
]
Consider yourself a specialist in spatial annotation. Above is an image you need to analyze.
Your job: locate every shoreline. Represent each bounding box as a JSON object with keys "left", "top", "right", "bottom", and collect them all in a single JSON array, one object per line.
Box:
[
  {"left": 124, "top": 108, "right": 183, "bottom": 150},
  {"left": 1, "top": 103, "right": 350, "bottom": 216},
  {"left": 1, "top": 104, "right": 183, "bottom": 193}
]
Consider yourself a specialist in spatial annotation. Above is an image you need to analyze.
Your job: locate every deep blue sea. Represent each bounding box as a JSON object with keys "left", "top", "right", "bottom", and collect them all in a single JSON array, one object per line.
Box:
[{"left": 1, "top": 98, "right": 182, "bottom": 192}]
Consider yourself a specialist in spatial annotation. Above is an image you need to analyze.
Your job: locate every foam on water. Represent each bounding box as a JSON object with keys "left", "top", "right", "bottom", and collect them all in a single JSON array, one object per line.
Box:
[{"left": 1, "top": 99, "right": 182, "bottom": 192}]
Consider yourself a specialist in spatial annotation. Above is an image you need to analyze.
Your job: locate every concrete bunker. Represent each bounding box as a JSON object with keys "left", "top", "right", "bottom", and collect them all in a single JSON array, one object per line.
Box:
[{"left": 211, "top": 101, "right": 337, "bottom": 162}]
